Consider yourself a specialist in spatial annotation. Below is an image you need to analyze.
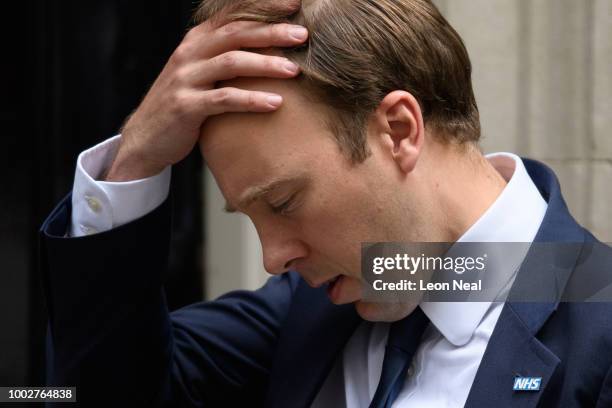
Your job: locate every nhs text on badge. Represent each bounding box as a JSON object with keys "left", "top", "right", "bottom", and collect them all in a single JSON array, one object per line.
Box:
[{"left": 513, "top": 377, "right": 542, "bottom": 391}]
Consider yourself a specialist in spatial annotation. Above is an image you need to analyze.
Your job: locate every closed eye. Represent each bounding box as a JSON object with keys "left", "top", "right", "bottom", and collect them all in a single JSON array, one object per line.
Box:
[{"left": 270, "top": 193, "right": 298, "bottom": 215}]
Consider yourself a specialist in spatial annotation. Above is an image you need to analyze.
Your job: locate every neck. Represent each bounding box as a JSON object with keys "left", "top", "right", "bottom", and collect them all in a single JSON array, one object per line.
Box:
[{"left": 418, "top": 141, "right": 508, "bottom": 242}]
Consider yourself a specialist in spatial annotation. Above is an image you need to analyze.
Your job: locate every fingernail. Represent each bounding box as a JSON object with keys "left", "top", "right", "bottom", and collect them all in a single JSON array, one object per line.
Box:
[
  {"left": 289, "top": 26, "right": 308, "bottom": 40},
  {"left": 284, "top": 61, "right": 300, "bottom": 73},
  {"left": 267, "top": 95, "right": 283, "bottom": 107}
]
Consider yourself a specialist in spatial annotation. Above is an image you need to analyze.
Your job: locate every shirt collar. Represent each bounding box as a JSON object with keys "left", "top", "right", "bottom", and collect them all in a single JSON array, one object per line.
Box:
[{"left": 420, "top": 153, "right": 548, "bottom": 346}]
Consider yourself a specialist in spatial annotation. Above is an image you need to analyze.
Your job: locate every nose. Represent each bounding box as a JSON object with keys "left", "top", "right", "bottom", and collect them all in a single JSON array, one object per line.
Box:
[{"left": 259, "top": 227, "right": 308, "bottom": 275}]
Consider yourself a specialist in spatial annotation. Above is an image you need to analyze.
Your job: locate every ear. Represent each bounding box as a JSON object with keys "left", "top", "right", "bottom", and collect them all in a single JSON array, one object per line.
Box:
[{"left": 370, "top": 91, "right": 425, "bottom": 174}]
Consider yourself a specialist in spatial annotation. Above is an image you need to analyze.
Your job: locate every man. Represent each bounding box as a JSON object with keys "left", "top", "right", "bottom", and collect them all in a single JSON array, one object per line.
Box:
[{"left": 40, "top": 0, "right": 612, "bottom": 407}]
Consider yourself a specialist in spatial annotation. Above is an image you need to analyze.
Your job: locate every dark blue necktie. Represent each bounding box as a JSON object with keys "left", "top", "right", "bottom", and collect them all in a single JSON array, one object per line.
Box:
[{"left": 369, "top": 307, "right": 430, "bottom": 408}]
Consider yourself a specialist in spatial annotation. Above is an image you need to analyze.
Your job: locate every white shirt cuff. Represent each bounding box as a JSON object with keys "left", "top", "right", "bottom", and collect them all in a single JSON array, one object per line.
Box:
[{"left": 70, "top": 135, "right": 171, "bottom": 237}]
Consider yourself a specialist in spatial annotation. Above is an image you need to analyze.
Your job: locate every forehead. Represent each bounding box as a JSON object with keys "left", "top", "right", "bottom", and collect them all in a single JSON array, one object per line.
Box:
[
  {"left": 200, "top": 76, "right": 330, "bottom": 160},
  {"left": 201, "top": 75, "right": 325, "bottom": 146},
  {"left": 199, "top": 76, "right": 338, "bottom": 205}
]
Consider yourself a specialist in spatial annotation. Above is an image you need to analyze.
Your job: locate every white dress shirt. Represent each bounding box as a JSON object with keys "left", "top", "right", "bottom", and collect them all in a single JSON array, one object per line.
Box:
[{"left": 71, "top": 137, "right": 547, "bottom": 407}]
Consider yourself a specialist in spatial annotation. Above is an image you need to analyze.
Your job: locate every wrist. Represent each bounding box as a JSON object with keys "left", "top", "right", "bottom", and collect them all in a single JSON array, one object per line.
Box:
[{"left": 104, "top": 145, "right": 166, "bottom": 182}]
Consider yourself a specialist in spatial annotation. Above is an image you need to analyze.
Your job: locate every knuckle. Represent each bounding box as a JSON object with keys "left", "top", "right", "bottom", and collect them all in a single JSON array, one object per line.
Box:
[
  {"left": 247, "top": 93, "right": 258, "bottom": 109},
  {"left": 219, "top": 21, "right": 244, "bottom": 38},
  {"left": 172, "top": 44, "right": 192, "bottom": 63},
  {"left": 263, "top": 55, "right": 278, "bottom": 70},
  {"left": 211, "top": 88, "right": 232, "bottom": 105},
  {"left": 218, "top": 52, "right": 238, "bottom": 69},
  {"left": 173, "top": 66, "right": 190, "bottom": 84},
  {"left": 170, "top": 91, "right": 191, "bottom": 114},
  {"left": 272, "top": 24, "right": 286, "bottom": 39}
]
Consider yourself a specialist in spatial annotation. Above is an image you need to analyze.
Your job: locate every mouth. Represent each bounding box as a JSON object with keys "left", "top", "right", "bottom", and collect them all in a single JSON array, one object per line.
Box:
[
  {"left": 326, "top": 275, "right": 344, "bottom": 303},
  {"left": 307, "top": 274, "right": 340, "bottom": 288},
  {"left": 302, "top": 273, "right": 350, "bottom": 303},
  {"left": 324, "top": 275, "right": 340, "bottom": 286}
]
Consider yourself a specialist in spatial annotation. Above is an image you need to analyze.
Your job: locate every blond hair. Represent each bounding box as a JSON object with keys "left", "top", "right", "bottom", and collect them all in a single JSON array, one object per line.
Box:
[{"left": 195, "top": 0, "right": 480, "bottom": 162}]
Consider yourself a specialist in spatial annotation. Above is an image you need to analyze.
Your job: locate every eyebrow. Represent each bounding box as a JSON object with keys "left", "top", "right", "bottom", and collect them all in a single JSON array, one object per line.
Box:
[{"left": 224, "top": 175, "right": 307, "bottom": 213}]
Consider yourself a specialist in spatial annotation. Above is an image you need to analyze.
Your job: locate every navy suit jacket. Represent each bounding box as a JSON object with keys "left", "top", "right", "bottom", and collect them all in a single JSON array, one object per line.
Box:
[{"left": 40, "top": 159, "right": 612, "bottom": 407}]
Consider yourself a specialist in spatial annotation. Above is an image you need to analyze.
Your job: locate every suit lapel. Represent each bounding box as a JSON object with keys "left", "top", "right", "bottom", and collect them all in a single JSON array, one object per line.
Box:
[
  {"left": 464, "top": 303, "right": 560, "bottom": 407},
  {"left": 466, "top": 159, "right": 587, "bottom": 407},
  {"left": 464, "top": 252, "right": 577, "bottom": 408},
  {"left": 265, "top": 279, "right": 362, "bottom": 408}
]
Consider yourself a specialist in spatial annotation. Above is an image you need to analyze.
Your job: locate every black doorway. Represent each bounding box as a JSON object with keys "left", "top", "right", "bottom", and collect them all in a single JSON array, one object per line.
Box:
[{"left": 0, "top": 0, "right": 205, "bottom": 390}]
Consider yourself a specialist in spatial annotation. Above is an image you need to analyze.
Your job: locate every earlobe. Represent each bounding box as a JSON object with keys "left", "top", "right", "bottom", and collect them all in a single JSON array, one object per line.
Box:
[
  {"left": 394, "top": 136, "right": 419, "bottom": 173},
  {"left": 375, "top": 91, "right": 425, "bottom": 174}
]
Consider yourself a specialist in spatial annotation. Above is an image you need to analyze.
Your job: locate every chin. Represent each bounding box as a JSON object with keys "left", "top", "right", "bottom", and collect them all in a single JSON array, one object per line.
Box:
[{"left": 354, "top": 301, "right": 417, "bottom": 322}]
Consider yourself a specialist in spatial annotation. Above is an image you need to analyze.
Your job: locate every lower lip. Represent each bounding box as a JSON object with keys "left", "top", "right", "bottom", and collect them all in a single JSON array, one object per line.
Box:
[{"left": 327, "top": 275, "right": 344, "bottom": 303}]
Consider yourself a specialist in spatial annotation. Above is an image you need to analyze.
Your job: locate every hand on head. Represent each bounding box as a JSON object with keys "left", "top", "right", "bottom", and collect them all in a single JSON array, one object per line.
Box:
[{"left": 105, "top": 19, "right": 308, "bottom": 182}]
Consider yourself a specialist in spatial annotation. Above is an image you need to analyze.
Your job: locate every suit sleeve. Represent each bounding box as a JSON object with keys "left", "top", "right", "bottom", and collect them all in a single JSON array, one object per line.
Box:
[{"left": 40, "top": 194, "right": 298, "bottom": 407}]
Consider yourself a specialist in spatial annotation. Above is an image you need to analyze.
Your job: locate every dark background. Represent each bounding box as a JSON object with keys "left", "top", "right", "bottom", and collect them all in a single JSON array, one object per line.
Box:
[{"left": 0, "top": 0, "right": 205, "bottom": 389}]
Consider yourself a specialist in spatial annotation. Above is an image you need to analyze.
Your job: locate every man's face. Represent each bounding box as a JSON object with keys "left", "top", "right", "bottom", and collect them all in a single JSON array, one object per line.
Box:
[{"left": 200, "top": 77, "right": 421, "bottom": 322}]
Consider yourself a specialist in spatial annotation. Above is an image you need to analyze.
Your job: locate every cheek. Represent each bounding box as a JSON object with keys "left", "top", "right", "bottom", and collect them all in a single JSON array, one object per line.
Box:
[
  {"left": 299, "top": 163, "right": 392, "bottom": 270},
  {"left": 299, "top": 201, "right": 372, "bottom": 275},
  {"left": 301, "top": 220, "right": 359, "bottom": 264}
]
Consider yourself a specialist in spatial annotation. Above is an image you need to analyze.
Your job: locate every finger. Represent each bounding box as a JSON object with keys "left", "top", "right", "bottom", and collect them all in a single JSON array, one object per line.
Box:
[
  {"left": 188, "top": 21, "right": 309, "bottom": 59},
  {"left": 213, "top": 21, "right": 309, "bottom": 54},
  {"left": 185, "top": 51, "right": 300, "bottom": 85},
  {"left": 201, "top": 87, "right": 284, "bottom": 115}
]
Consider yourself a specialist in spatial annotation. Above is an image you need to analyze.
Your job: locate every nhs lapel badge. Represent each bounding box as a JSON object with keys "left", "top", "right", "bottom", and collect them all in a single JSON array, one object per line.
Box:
[{"left": 513, "top": 376, "right": 542, "bottom": 392}]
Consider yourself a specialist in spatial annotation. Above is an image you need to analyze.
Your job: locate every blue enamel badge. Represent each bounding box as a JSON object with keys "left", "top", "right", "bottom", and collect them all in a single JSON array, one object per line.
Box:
[{"left": 513, "top": 376, "right": 542, "bottom": 391}]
